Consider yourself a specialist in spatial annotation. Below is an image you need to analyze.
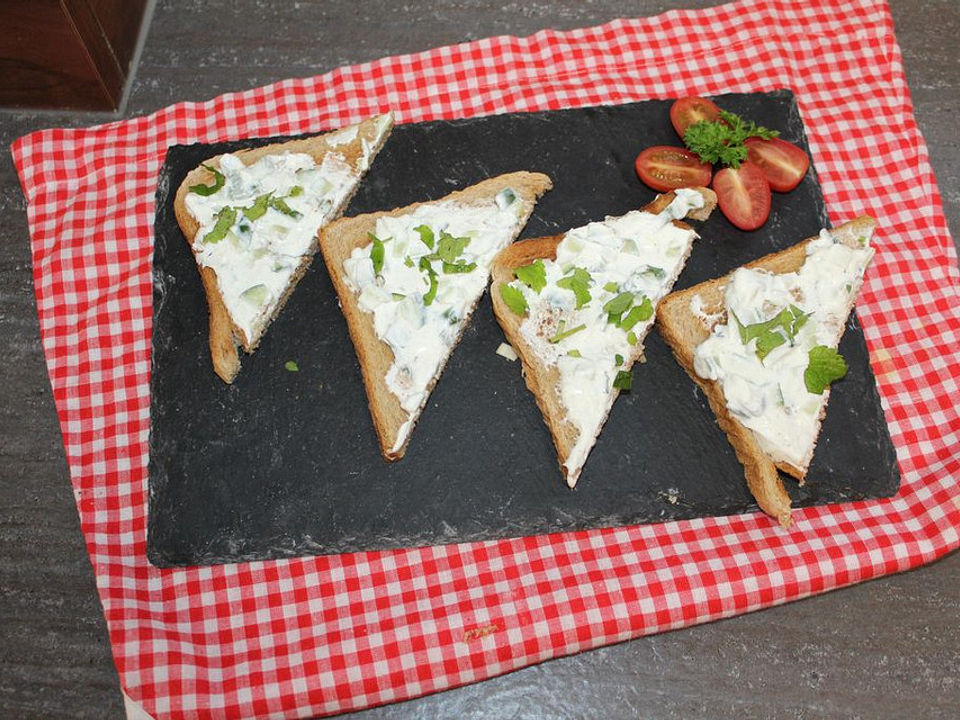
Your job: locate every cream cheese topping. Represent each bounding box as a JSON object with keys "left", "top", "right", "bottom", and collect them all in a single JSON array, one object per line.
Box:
[
  {"left": 508, "top": 189, "right": 705, "bottom": 484},
  {"left": 692, "top": 228, "right": 874, "bottom": 469},
  {"left": 185, "top": 115, "right": 391, "bottom": 344},
  {"left": 343, "top": 188, "right": 527, "bottom": 453}
]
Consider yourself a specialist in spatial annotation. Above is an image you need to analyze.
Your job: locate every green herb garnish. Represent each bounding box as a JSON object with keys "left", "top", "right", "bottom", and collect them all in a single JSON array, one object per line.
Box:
[
  {"left": 415, "top": 224, "right": 435, "bottom": 250},
  {"left": 627, "top": 331, "right": 638, "bottom": 346},
  {"left": 288, "top": 185, "right": 304, "bottom": 197},
  {"left": 615, "top": 354, "right": 624, "bottom": 366},
  {"left": 613, "top": 370, "right": 633, "bottom": 391},
  {"left": 568, "top": 349, "right": 582, "bottom": 358},
  {"left": 556, "top": 267, "right": 592, "bottom": 309},
  {"left": 189, "top": 164, "right": 225, "bottom": 196},
  {"left": 603, "top": 281, "right": 620, "bottom": 293},
  {"left": 619, "top": 297, "right": 654, "bottom": 331},
  {"left": 285, "top": 360, "right": 299, "bottom": 372},
  {"left": 736, "top": 305, "right": 810, "bottom": 360},
  {"left": 640, "top": 265, "right": 666, "bottom": 280},
  {"left": 549, "top": 321, "right": 587, "bottom": 344},
  {"left": 436, "top": 231, "right": 471, "bottom": 264},
  {"left": 419, "top": 257, "right": 438, "bottom": 306},
  {"left": 442, "top": 260, "right": 478, "bottom": 274},
  {"left": 683, "top": 110, "right": 778, "bottom": 168},
  {"left": 369, "top": 233, "right": 385, "bottom": 275},
  {"left": 804, "top": 345, "right": 847, "bottom": 394},
  {"left": 202, "top": 206, "right": 237, "bottom": 244},
  {"left": 269, "top": 196, "right": 302, "bottom": 218},
  {"left": 515, "top": 260, "right": 547, "bottom": 293},
  {"left": 243, "top": 192, "right": 273, "bottom": 221},
  {"left": 500, "top": 282, "right": 527, "bottom": 316},
  {"left": 603, "top": 292, "right": 635, "bottom": 318}
]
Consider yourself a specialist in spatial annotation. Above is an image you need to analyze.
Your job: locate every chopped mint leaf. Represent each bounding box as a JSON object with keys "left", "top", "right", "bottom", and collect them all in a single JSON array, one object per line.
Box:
[
  {"left": 603, "top": 281, "right": 620, "bottom": 293},
  {"left": 415, "top": 224, "right": 435, "bottom": 250},
  {"left": 369, "top": 233, "right": 385, "bottom": 275},
  {"left": 189, "top": 164, "right": 225, "bottom": 196},
  {"left": 288, "top": 185, "right": 304, "bottom": 197},
  {"left": 442, "top": 260, "right": 477, "bottom": 274},
  {"left": 567, "top": 349, "right": 582, "bottom": 358},
  {"left": 627, "top": 331, "right": 638, "bottom": 346},
  {"left": 242, "top": 192, "right": 273, "bottom": 221},
  {"left": 615, "top": 353, "right": 624, "bottom": 366},
  {"left": 515, "top": 260, "right": 547, "bottom": 293},
  {"left": 202, "top": 206, "right": 237, "bottom": 244},
  {"left": 500, "top": 282, "right": 527, "bottom": 315},
  {"left": 436, "top": 231, "right": 471, "bottom": 264},
  {"left": 284, "top": 360, "right": 299, "bottom": 372},
  {"left": 613, "top": 370, "right": 633, "bottom": 391},
  {"left": 755, "top": 331, "right": 786, "bottom": 360},
  {"left": 419, "top": 257, "right": 438, "bottom": 306},
  {"left": 269, "top": 196, "right": 302, "bottom": 218},
  {"left": 603, "top": 292, "right": 634, "bottom": 317},
  {"left": 619, "top": 297, "right": 654, "bottom": 331},
  {"left": 804, "top": 345, "right": 847, "bottom": 394},
  {"left": 549, "top": 321, "right": 586, "bottom": 344},
  {"left": 556, "top": 267, "right": 592, "bottom": 309},
  {"left": 737, "top": 305, "right": 811, "bottom": 360}
]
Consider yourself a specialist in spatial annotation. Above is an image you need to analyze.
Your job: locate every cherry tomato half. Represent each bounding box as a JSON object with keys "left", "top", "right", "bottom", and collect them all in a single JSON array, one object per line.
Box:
[
  {"left": 713, "top": 162, "right": 772, "bottom": 231},
  {"left": 744, "top": 137, "right": 810, "bottom": 192},
  {"left": 635, "top": 146, "right": 712, "bottom": 193},
  {"left": 670, "top": 96, "right": 722, "bottom": 138}
]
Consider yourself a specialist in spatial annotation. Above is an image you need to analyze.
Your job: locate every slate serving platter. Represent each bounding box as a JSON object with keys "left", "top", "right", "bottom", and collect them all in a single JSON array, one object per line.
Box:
[{"left": 147, "top": 90, "right": 900, "bottom": 567}]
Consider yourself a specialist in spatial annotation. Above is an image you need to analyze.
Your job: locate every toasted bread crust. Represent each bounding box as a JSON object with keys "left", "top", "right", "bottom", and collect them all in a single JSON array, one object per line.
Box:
[
  {"left": 655, "top": 216, "right": 876, "bottom": 527},
  {"left": 490, "top": 187, "right": 717, "bottom": 486},
  {"left": 320, "top": 171, "right": 553, "bottom": 461},
  {"left": 173, "top": 114, "right": 394, "bottom": 383}
]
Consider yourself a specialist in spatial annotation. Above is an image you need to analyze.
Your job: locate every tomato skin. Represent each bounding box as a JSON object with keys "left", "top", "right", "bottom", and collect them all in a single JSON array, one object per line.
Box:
[
  {"left": 634, "top": 146, "right": 712, "bottom": 192},
  {"left": 670, "top": 96, "right": 722, "bottom": 138},
  {"left": 712, "top": 163, "right": 772, "bottom": 231},
  {"left": 744, "top": 137, "right": 810, "bottom": 192}
]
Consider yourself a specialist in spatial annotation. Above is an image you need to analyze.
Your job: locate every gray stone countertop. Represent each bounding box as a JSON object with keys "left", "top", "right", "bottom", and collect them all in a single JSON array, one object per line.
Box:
[{"left": 1, "top": 2, "right": 957, "bottom": 718}]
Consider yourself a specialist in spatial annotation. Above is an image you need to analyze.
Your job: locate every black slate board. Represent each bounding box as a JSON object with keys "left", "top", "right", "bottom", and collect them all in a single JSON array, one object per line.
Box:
[{"left": 147, "top": 91, "right": 901, "bottom": 567}]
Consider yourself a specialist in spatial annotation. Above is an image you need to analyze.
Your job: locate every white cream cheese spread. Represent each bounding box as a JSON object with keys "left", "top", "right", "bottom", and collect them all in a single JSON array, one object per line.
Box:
[
  {"left": 343, "top": 187, "right": 528, "bottom": 453},
  {"left": 504, "top": 188, "right": 706, "bottom": 484},
  {"left": 692, "top": 228, "right": 874, "bottom": 469},
  {"left": 185, "top": 114, "right": 391, "bottom": 344}
]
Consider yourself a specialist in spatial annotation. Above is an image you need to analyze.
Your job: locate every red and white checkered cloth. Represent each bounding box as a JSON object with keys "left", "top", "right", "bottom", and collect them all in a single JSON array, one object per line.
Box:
[{"left": 12, "top": 0, "right": 960, "bottom": 717}]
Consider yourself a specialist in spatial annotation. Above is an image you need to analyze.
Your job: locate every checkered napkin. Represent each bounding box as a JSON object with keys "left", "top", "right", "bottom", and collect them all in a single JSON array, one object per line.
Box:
[{"left": 12, "top": 0, "right": 960, "bottom": 717}]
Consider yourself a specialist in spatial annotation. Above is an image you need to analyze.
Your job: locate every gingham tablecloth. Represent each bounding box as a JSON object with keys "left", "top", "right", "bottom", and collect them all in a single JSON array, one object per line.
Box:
[{"left": 12, "top": 0, "right": 960, "bottom": 717}]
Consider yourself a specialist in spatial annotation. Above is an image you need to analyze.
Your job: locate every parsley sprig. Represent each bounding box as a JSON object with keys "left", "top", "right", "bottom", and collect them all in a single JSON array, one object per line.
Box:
[{"left": 683, "top": 110, "right": 779, "bottom": 168}]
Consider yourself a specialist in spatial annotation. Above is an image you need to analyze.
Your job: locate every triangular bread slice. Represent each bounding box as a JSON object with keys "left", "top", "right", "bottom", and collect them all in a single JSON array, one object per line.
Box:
[
  {"left": 174, "top": 112, "right": 394, "bottom": 383},
  {"left": 490, "top": 187, "right": 717, "bottom": 488},
  {"left": 656, "top": 216, "right": 876, "bottom": 527},
  {"left": 320, "top": 171, "right": 553, "bottom": 460}
]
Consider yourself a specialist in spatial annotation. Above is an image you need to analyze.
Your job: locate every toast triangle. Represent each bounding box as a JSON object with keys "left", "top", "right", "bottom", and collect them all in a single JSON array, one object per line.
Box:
[
  {"left": 174, "top": 112, "right": 395, "bottom": 383},
  {"left": 656, "top": 216, "right": 876, "bottom": 527},
  {"left": 320, "top": 171, "right": 553, "bottom": 461},
  {"left": 490, "top": 188, "right": 717, "bottom": 488}
]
